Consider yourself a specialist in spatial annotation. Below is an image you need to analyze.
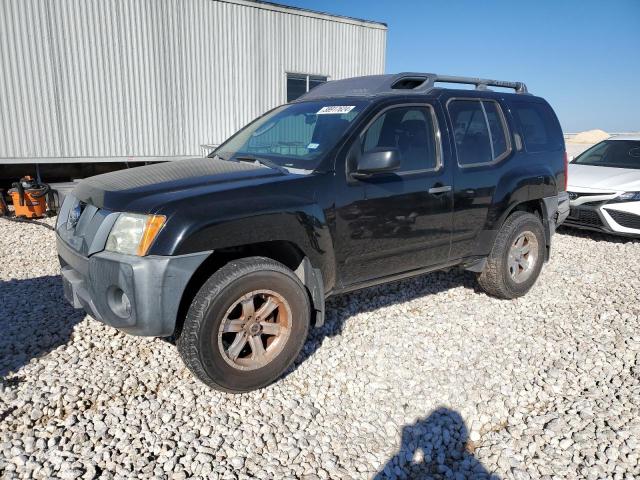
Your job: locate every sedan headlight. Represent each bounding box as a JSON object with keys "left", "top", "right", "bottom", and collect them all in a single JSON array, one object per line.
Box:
[
  {"left": 105, "top": 213, "right": 166, "bottom": 256},
  {"left": 617, "top": 192, "right": 640, "bottom": 202}
]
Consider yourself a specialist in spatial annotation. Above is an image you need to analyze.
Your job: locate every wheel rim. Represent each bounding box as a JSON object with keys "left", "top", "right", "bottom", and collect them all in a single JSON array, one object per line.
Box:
[
  {"left": 217, "top": 289, "right": 292, "bottom": 371},
  {"left": 507, "top": 230, "right": 539, "bottom": 284}
]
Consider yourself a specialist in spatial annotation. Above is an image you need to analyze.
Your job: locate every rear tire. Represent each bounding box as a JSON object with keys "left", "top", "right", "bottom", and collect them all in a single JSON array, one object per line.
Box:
[
  {"left": 177, "top": 256, "right": 310, "bottom": 393},
  {"left": 477, "top": 211, "right": 545, "bottom": 299}
]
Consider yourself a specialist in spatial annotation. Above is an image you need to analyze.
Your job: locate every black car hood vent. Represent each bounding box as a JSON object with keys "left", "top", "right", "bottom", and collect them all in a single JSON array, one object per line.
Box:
[{"left": 73, "top": 157, "right": 280, "bottom": 211}]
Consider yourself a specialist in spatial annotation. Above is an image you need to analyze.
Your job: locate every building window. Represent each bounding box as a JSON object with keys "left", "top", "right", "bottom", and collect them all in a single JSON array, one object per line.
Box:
[{"left": 286, "top": 73, "right": 328, "bottom": 102}]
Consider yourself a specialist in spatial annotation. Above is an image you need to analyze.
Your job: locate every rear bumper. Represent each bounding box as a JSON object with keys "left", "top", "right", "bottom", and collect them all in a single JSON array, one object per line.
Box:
[
  {"left": 556, "top": 191, "right": 570, "bottom": 226},
  {"left": 541, "top": 192, "right": 570, "bottom": 234},
  {"left": 57, "top": 235, "right": 210, "bottom": 336},
  {"left": 539, "top": 192, "right": 570, "bottom": 260}
]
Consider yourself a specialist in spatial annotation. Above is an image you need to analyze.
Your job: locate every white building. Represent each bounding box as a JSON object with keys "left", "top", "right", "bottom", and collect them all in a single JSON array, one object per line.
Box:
[{"left": 0, "top": 0, "right": 386, "bottom": 171}]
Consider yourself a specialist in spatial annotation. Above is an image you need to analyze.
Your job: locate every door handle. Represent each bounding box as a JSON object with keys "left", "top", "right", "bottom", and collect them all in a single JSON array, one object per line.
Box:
[{"left": 428, "top": 185, "right": 452, "bottom": 194}]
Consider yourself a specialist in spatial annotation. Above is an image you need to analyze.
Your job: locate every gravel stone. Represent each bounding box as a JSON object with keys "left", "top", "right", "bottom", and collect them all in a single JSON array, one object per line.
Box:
[{"left": 1, "top": 218, "right": 639, "bottom": 479}]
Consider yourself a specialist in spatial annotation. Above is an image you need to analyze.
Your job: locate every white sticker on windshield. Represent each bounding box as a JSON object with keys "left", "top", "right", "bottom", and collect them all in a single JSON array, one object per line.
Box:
[
  {"left": 316, "top": 105, "right": 355, "bottom": 115},
  {"left": 307, "top": 143, "right": 320, "bottom": 150}
]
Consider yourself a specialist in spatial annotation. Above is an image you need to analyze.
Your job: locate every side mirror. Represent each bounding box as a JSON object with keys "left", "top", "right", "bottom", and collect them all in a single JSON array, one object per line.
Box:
[
  {"left": 352, "top": 148, "right": 401, "bottom": 179},
  {"left": 568, "top": 155, "right": 575, "bottom": 162}
]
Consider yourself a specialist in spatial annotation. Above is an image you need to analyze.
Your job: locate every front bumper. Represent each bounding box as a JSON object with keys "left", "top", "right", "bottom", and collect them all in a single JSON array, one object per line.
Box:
[
  {"left": 564, "top": 202, "right": 640, "bottom": 238},
  {"left": 57, "top": 235, "right": 210, "bottom": 336}
]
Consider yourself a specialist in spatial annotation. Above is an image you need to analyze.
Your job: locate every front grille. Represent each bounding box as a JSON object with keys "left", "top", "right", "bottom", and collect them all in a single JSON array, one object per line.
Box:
[
  {"left": 567, "top": 208, "right": 603, "bottom": 227},
  {"left": 56, "top": 194, "right": 114, "bottom": 256},
  {"left": 568, "top": 191, "right": 615, "bottom": 198},
  {"left": 567, "top": 191, "right": 616, "bottom": 206},
  {"left": 66, "top": 201, "right": 87, "bottom": 230},
  {"left": 607, "top": 210, "right": 640, "bottom": 230}
]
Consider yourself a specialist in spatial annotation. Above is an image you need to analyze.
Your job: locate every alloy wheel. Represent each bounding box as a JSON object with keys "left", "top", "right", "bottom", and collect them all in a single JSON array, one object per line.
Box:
[{"left": 217, "top": 290, "right": 292, "bottom": 371}]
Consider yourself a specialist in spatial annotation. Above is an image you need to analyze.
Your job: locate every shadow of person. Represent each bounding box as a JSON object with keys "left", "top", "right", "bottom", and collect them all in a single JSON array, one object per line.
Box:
[
  {"left": 374, "top": 407, "right": 496, "bottom": 480},
  {"left": 0, "top": 275, "right": 84, "bottom": 379}
]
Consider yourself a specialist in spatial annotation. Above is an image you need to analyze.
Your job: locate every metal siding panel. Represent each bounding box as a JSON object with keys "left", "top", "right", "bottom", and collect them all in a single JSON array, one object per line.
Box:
[{"left": 0, "top": 0, "right": 386, "bottom": 161}]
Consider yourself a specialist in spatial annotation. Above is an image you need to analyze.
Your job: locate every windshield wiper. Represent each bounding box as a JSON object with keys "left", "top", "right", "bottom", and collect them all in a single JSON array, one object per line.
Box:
[
  {"left": 210, "top": 152, "right": 227, "bottom": 161},
  {"left": 233, "top": 155, "right": 288, "bottom": 174}
]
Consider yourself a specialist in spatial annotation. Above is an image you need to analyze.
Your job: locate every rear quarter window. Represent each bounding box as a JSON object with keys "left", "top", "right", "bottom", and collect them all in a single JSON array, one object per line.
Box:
[{"left": 511, "top": 101, "right": 563, "bottom": 152}]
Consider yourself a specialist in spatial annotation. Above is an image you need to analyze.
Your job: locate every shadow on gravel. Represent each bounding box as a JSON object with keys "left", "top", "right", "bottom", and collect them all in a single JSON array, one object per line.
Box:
[
  {"left": 557, "top": 225, "right": 640, "bottom": 244},
  {"left": 291, "top": 268, "right": 477, "bottom": 372},
  {"left": 374, "top": 407, "right": 496, "bottom": 480},
  {"left": 0, "top": 275, "right": 84, "bottom": 378}
]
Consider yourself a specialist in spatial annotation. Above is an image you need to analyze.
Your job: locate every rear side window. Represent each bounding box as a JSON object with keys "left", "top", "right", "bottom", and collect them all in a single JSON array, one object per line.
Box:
[
  {"left": 447, "top": 99, "right": 510, "bottom": 167},
  {"left": 511, "top": 101, "right": 563, "bottom": 152}
]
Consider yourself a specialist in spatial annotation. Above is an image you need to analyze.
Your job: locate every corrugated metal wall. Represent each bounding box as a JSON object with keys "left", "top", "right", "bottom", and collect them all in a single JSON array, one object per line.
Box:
[{"left": 0, "top": 0, "right": 386, "bottom": 163}]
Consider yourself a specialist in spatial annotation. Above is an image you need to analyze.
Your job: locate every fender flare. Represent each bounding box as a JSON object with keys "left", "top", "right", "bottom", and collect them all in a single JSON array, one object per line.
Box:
[
  {"left": 294, "top": 256, "right": 325, "bottom": 327},
  {"left": 466, "top": 193, "right": 559, "bottom": 273}
]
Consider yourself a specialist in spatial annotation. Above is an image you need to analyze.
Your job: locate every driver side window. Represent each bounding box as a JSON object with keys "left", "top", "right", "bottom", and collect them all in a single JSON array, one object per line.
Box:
[{"left": 361, "top": 106, "right": 439, "bottom": 172}]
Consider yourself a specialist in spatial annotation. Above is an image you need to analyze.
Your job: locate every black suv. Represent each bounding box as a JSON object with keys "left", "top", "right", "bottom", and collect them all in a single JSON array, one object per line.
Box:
[{"left": 56, "top": 73, "right": 569, "bottom": 392}]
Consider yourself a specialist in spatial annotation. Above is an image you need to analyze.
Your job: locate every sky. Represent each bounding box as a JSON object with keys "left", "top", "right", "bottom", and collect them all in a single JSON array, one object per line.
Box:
[{"left": 280, "top": 0, "right": 639, "bottom": 133}]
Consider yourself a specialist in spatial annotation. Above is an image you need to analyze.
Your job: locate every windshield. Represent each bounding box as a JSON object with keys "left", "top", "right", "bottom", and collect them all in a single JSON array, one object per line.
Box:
[
  {"left": 573, "top": 140, "right": 640, "bottom": 170},
  {"left": 212, "top": 100, "right": 368, "bottom": 170}
]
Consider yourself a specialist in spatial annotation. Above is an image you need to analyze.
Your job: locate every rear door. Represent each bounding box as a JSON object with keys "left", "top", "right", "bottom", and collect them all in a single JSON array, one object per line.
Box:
[
  {"left": 445, "top": 97, "right": 513, "bottom": 259},
  {"left": 334, "top": 101, "right": 454, "bottom": 286}
]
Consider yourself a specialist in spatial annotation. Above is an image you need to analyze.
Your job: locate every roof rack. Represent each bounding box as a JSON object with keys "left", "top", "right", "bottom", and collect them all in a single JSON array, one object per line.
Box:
[
  {"left": 297, "top": 72, "right": 528, "bottom": 101},
  {"left": 428, "top": 74, "right": 528, "bottom": 93}
]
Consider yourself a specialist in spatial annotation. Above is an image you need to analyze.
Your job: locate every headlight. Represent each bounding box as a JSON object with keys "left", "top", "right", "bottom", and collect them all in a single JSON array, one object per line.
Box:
[
  {"left": 617, "top": 192, "right": 640, "bottom": 202},
  {"left": 105, "top": 213, "right": 166, "bottom": 256}
]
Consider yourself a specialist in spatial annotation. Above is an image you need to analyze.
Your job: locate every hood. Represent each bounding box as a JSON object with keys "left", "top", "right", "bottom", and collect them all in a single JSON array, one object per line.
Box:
[
  {"left": 568, "top": 164, "right": 640, "bottom": 192},
  {"left": 73, "top": 157, "right": 283, "bottom": 211}
]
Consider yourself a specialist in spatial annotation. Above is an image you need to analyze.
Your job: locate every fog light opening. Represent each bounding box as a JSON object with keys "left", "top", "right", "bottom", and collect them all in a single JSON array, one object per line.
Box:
[{"left": 107, "top": 287, "right": 132, "bottom": 319}]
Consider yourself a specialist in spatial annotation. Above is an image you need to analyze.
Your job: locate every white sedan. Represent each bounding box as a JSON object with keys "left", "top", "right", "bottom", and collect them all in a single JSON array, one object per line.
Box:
[{"left": 566, "top": 134, "right": 640, "bottom": 237}]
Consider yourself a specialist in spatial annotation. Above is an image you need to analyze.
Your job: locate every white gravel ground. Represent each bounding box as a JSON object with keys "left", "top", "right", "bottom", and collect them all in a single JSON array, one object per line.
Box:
[{"left": 1, "top": 217, "right": 639, "bottom": 479}]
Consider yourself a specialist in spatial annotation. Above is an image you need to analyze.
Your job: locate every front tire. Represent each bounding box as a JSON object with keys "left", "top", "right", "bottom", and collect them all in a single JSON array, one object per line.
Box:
[
  {"left": 477, "top": 211, "right": 546, "bottom": 299},
  {"left": 177, "top": 257, "right": 310, "bottom": 393}
]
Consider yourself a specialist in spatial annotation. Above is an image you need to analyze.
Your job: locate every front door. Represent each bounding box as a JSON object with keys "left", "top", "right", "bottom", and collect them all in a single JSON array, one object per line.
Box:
[{"left": 335, "top": 102, "right": 454, "bottom": 287}]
